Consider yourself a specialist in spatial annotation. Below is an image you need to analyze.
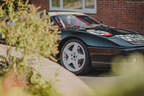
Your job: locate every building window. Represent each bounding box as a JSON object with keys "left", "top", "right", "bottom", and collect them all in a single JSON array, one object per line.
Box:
[
  {"left": 52, "top": 0, "right": 60, "bottom": 8},
  {"left": 50, "top": 0, "right": 97, "bottom": 13}
]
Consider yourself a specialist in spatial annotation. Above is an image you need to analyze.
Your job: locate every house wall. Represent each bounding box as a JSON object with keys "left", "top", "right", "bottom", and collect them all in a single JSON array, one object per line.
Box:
[
  {"left": 31, "top": 0, "right": 144, "bottom": 33},
  {"left": 31, "top": 0, "right": 49, "bottom": 10},
  {"left": 90, "top": 0, "right": 144, "bottom": 33}
]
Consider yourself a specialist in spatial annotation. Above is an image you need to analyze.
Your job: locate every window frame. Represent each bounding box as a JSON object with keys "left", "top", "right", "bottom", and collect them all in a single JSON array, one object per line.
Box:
[{"left": 49, "top": 0, "right": 97, "bottom": 13}]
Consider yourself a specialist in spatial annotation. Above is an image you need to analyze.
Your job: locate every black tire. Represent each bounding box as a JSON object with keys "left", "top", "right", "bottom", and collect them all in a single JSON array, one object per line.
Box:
[{"left": 60, "top": 39, "right": 92, "bottom": 75}]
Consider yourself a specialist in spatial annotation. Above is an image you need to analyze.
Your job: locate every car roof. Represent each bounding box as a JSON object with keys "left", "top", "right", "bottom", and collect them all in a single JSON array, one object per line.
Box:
[{"left": 48, "top": 11, "right": 85, "bottom": 16}]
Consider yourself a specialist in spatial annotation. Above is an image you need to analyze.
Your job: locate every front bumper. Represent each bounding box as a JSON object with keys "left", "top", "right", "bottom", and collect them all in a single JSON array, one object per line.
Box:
[{"left": 88, "top": 46, "right": 144, "bottom": 66}]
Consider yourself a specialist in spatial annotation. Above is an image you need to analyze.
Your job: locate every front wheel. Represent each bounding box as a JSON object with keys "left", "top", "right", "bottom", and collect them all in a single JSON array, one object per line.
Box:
[{"left": 60, "top": 39, "right": 91, "bottom": 75}]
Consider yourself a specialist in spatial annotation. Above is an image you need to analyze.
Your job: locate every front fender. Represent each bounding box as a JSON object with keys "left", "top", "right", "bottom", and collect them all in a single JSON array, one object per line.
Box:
[{"left": 61, "top": 30, "right": 121, "bottom": 49}]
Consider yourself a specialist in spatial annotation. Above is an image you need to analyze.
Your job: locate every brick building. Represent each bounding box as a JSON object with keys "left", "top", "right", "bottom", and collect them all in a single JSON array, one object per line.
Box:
[{"left": 31, "top": 0, "right": 144, "bottom": 33}]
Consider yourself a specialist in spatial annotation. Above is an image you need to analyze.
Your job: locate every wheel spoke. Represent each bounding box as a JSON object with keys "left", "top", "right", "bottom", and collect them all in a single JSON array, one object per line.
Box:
[
  {"left": 64, "top": 48, "right": 72, "bottom": 57},
  {"left": 77, "top": 53, "right": 85, "bottom": 60},
  {"left": 66, "top": 57, "right": 72, "bottom": 65},
  {"left": 72, "top": 43, "right": 79, "bottom": 53},
  {"left": 72, "top": 60, "right": 79, "bottom": 69}
]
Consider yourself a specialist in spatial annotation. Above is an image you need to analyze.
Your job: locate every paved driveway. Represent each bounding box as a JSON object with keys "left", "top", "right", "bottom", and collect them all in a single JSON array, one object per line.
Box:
[{"left": 79, "top": 71, "right": 118, "bottom": 89}]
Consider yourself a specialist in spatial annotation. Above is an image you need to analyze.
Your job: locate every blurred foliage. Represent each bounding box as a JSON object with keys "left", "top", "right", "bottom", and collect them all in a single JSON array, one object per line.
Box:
[
  {"left": 0, "top": 1, "right": 59, "bottom": 60},
  {"left": 29, "top": 71, "right": 61, "bottom": 96},
  {"left": 0, "top": 70, "right": 61, "bottom": 96},
  {"left": 0, "top": 0, "right": 60, "bottom": 96},
  {"left": 91, "top": 53, "right": 144, "bottom": 96},
  {"left": 0, "top": 76, "right": 29, "bottom": 96},
  {"left": 0, "top": 0, "right": 29, "bottom": 15},
  {"left": 3, "top": 88, "right": 30, "bottom": 96}
]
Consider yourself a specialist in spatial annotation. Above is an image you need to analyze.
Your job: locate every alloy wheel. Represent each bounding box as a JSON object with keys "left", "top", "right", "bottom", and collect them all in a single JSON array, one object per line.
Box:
[{"left": 62, "top": 42, "right": 86, "bottom": 72}]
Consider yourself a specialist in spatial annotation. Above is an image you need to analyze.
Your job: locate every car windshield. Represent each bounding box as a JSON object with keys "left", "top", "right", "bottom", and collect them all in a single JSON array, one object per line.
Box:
[{"left": 54, "top": 15, "right": 100, "bottom": 30}]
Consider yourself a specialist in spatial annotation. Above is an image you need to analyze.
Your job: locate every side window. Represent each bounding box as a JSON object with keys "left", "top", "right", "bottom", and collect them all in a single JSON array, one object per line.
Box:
[
  {"left": 51, "top": 16, "right": 64, "bottom": 30},
  {"left": 50, "top": 17, "right": 57, "bottom": 25}
]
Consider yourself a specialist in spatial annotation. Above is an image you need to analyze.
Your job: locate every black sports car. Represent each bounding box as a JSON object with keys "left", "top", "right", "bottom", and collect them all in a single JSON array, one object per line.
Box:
[
  {"left": 48, "top": 11, "right": 144, "bottom": 75},
  {"left": 2, "top": 11, "right": 144, "bottom": 75}
]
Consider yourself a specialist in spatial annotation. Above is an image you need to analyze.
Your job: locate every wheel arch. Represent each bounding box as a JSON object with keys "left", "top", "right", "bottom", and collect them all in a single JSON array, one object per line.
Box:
[
  {"left": 58, "top": 36, "right": 87, "bottom": 52},
  {"left": 59, "top": 36, "right": 92, "bottom": 74}
]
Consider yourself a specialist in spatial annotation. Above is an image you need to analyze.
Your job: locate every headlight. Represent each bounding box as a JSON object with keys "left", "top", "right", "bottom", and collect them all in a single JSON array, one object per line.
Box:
[
  {"left": 114, "top": 34, "right": 144, "bottom": 43},
  {"left": 87, "top": 30, "right": 112, "bottom": 36}
]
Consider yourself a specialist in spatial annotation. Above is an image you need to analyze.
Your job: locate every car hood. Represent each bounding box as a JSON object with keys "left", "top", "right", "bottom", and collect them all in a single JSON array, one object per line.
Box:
[
  {"left": 84, "top": 25, "right": 138, "bottom": 35},
  {"left": 81, "top": 25, "right": 144, "bottom": 47}
]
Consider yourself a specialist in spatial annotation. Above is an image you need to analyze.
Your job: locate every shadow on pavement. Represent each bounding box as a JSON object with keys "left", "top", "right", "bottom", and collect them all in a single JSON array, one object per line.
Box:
[{"left": 79, "top": 69, "right": 117, "bottom": 77}]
